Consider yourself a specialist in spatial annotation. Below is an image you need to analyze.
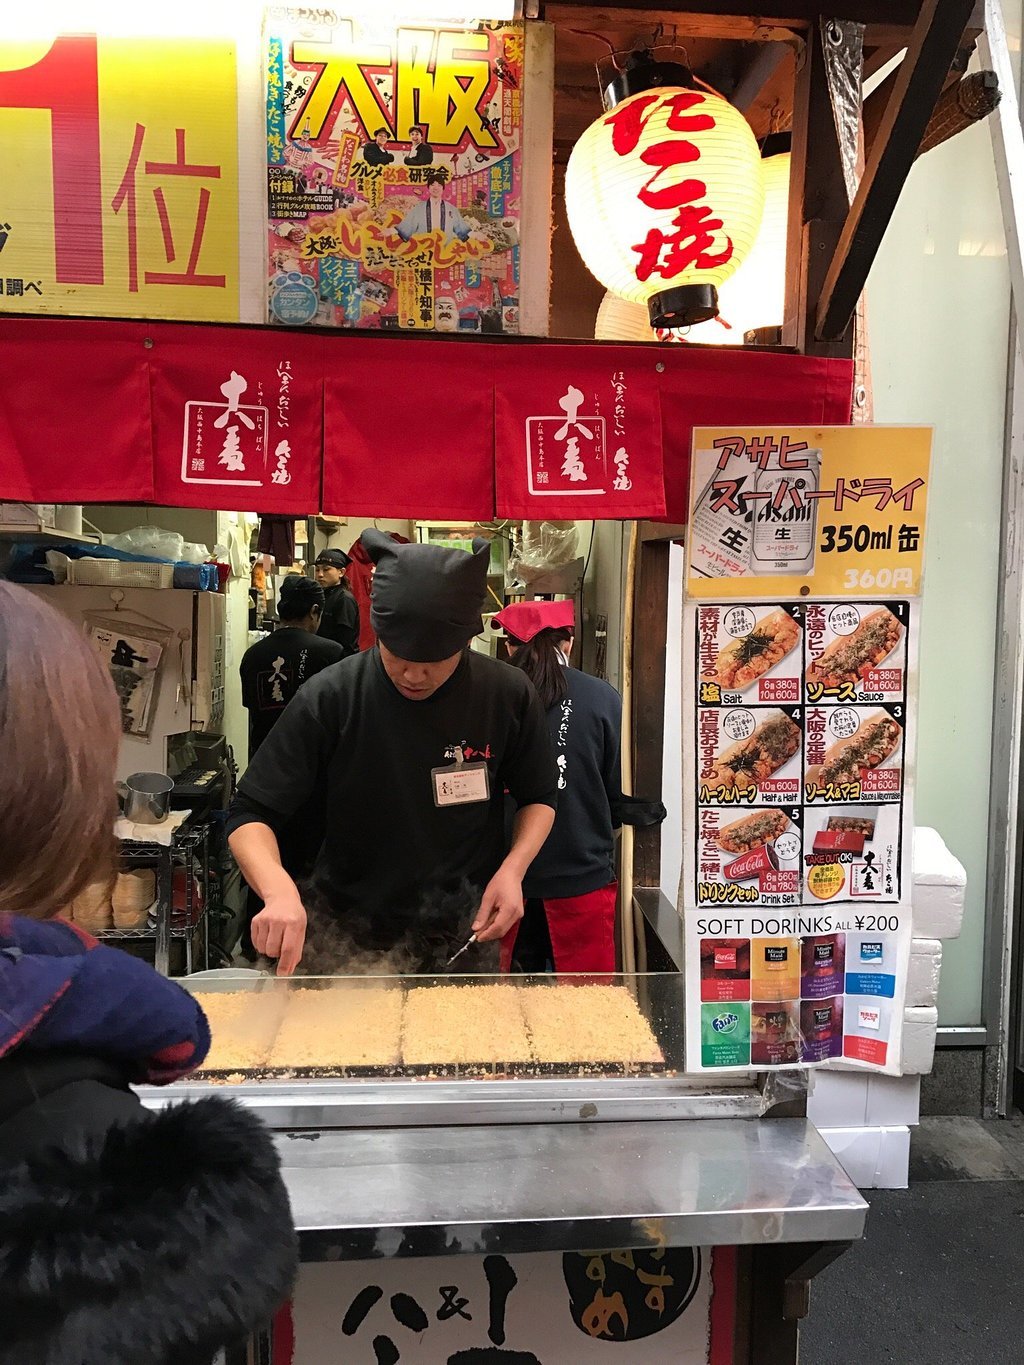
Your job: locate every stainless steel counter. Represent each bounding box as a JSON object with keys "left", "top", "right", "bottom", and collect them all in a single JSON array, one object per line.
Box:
[
  {"left": 159, "top": 1074, "right": 763, "bottom": 1129},
  {"left": 277, "top": 1115, "right": 866, "bottom": 1261}
]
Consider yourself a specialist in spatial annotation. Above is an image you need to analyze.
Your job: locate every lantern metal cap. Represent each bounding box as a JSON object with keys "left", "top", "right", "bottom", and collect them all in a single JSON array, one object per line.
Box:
[
  {"left": 759, "top": 131, "right": 792, "bottom": 159},
  {"left": 649, "top": 285, "right": 719, "bottom": 330},
  {"left": 602, "top": 50, "right": 695, "bottom": 111}
]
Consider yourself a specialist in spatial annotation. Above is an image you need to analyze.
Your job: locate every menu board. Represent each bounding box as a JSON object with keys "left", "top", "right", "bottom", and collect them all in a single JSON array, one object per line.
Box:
[{"left": 681, "top": 426, "right": 930, "bottom": 1076}]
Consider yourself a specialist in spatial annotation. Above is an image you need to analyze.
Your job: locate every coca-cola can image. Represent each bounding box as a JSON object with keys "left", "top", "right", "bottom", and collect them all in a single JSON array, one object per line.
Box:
[{"left": 723, "top": 843, "right": 780, "bottom": 883}]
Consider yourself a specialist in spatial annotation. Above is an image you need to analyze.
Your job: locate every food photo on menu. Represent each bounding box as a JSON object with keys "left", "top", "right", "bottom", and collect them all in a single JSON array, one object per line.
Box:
[
  {"left": 699, "top": 707, "right": 803, "bottom": 803},
  {"left": 804, "top": 706, "right": 904, "bottom": 802},
  {"left": 696, "top": 807, "right": 803, "bottom": 906},
  {"left": 803, "top": 601, "right": 908, "bottom": 702},
  {"left": 697, "top": 603, "right": 803, "bottom": 705}
]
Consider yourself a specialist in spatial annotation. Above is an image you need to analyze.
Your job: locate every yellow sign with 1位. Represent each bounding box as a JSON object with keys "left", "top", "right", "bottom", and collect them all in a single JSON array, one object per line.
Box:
[
  {"left": 0, "top": 33, "right": 239, "bottom": 320},
  {"left": 686, "top": 426, "right": 932, "bottom": 600}
]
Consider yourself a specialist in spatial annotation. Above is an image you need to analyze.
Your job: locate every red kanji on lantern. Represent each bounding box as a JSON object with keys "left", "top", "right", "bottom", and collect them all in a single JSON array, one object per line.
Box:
[{"left": 604, "top": 90, "right": 735, "bottom": 283}]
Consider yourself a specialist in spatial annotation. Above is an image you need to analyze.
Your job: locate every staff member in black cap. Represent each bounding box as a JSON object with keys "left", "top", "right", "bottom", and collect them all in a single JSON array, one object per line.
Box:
[
  {"left": 240, "top": 576, "right": 346, "bottom": 760},
  {"left": 313, "top": 547, "right": 360, "bottom": 656},
  {"left": 227, "top": 532, "right": 558, "bottom": 975}
]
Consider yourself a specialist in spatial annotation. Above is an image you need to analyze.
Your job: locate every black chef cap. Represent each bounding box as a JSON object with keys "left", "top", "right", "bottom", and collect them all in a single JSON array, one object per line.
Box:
[
  {"left": 277, "top": 575, "right": 325, "bottom": 621},
  {"left": 363, "top": 530, "right": 490, "bottom": 662},
  {"left": 315, "top": 548, "right": 351, "bottom": 569}
]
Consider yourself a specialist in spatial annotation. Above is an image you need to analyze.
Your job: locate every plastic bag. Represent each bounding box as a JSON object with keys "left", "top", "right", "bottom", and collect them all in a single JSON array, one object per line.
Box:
[
  {"left": 44, "top": 550, "right": 71, "bottom": 584},
  {"left": 508, "top": 521, "right": 580, "bottom": 586},
  {"left": 105, "top": 525, "right": 185, "bottom": 563},
  {"left": 180, "top": 541, "right": 212, "bottom": 564}
]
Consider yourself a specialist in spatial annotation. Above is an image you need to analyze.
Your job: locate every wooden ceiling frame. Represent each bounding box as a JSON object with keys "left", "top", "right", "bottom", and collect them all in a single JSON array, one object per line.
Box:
[
  {"left": 815, "top": 0, "right": 980, "bottom": 342},
  {"left": 545, "top": 2, "right": 985, "bottom": 359}
]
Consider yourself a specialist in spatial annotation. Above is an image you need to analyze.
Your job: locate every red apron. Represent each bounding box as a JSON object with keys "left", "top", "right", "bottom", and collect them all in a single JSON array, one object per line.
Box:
[{"left": 501, "top": 881, "right": 618, "bottom": 975}]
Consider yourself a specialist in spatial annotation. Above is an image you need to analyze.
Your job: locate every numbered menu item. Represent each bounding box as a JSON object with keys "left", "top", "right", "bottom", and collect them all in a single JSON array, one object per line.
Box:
[
  {"left": 805, "top": 706, "right": 903, "bottom": 801},
  {"left": 700, "top": 708, "right": 802, "bottom": 802},
  {"left": 696, "top": 808, "right": 803, "bottom": 907},
  {"left": 699, "top": 605, "right": 802, "bottom": 703},
  {"left": 804, "top": 602, "right": 908, "bottom": 702}
]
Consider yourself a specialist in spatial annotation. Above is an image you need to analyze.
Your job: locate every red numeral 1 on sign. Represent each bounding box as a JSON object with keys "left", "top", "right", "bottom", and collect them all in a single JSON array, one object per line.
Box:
[{"left": 0, "top": 34, "right": 104, "bottom": 284}]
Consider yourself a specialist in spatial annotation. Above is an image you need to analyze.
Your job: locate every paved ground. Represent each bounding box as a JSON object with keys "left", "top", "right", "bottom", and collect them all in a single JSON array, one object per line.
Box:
[{"left": 800, "top": 1117, "right": 1024, "bottom": 1364}]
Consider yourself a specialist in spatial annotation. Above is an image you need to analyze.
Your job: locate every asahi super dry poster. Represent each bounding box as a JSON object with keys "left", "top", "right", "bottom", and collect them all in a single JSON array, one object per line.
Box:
[
  {"left": 682, "top": 426, "right": 932, "bottom": 1076},
  {"left": 265, "top": 8, "right": 523, "bottom": 333}
]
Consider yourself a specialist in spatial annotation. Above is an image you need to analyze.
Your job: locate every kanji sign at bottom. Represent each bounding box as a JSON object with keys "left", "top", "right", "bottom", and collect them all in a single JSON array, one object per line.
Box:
[{"left": 289, "top": 1248, "right": 717, "bottom": 1362}]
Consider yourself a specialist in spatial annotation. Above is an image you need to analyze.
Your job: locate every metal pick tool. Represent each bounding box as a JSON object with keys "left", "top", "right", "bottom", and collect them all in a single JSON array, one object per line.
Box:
[{"left": 445, "top": 933, "right": 477, "bottom": 968}]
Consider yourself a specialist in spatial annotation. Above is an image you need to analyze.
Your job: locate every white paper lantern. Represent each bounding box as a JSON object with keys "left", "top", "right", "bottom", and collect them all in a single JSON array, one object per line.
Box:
[
  {"left": 595, "top": 149, "right": 791, "bottom": 345},
  {"left": 567, "top": 83, "right": 764, "bottom": 329},
  {"left": 720, "top": 149, "right": 790, "bottom": 336}
]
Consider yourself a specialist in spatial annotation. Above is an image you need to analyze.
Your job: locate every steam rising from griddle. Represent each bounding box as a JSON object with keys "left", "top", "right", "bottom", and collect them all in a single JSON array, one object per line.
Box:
[{"left": 297, "top": 879, "right": 500, "bottom": 977}]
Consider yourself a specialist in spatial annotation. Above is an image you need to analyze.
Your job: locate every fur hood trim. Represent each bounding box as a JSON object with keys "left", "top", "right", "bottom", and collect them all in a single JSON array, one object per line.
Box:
[{"left": 0, "top": 1096, "right": 297, "bottom": 1365}]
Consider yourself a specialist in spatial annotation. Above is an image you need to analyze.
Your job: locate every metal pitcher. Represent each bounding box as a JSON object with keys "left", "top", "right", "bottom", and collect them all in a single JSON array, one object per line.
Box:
[{"left": 117, "top": 772, "right": 174, "bottom": 825}]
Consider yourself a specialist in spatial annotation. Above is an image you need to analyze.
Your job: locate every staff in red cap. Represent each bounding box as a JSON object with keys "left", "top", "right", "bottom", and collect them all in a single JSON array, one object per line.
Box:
[{"left": 492, "top": 599, "right": 622, "bottom": 974}]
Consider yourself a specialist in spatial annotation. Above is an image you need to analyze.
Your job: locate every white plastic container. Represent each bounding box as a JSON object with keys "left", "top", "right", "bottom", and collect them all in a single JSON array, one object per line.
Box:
[{"left": 70, "top": 558, "right": 174, "bottom": 589}]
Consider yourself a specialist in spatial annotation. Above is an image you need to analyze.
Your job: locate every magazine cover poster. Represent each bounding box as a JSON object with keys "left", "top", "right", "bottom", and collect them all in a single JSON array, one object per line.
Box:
[{"left": 265, "top": 8, "right": 523, "bottom": 333}]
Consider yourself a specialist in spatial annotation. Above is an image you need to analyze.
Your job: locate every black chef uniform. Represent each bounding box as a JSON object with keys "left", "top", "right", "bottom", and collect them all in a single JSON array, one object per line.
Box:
[
  {"left": 229, "top": 648, "right": 557, "bottom": 951},
  {"left": 240, "top": 626, "right": 346, "bottom": 758},
  {"left": 320, "top": 583, "right": 360, "bottom": 656}
]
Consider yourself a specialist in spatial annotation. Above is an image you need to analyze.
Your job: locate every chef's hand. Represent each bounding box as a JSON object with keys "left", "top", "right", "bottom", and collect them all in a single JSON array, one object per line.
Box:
[
  {"left": 472, "top": 866, "right": 524, "bottom": 943},
  {"left": 252, "top": 892, "right": 307, "bottom": 976}
]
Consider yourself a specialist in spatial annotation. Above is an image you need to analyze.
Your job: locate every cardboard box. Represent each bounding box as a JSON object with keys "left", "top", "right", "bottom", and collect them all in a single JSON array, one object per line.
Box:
[
  {"left": 808, "top": 1071, "right": 870, "bottom": 1127},
  {"left": 866, "top": 1073, "right": 920, "bottom": 1126},
  {"left": 817, "top": 1125, "right": 911, "bottom": 1189}
]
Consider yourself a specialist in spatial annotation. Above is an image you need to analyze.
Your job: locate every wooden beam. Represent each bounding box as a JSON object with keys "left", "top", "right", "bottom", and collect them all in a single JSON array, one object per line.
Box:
[
  {"left": 816, "top": 0, "right": 977, "bottom": 341},
  {"left": 631, "top": 538, "right": 671, "bottom": 888},
  {"left": 863, "top": 25, "right": 981, "bottom": 158},
  {"left": 784, "top": 22, "right": 854, "bottom": 357},
  {"left": 543, "top": 1, "right": 918, "bottom": 24},
  {"left": 543, "top": 5, "right": 803, "bottom": 41},
  {"left": 863, "top": 44, "right": 905, "bottom": 81}
]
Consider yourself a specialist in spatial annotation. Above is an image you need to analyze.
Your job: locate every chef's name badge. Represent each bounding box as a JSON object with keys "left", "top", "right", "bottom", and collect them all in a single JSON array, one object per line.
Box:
[{"left": 432, "top": 753, "right": 491, "bottom": 808}]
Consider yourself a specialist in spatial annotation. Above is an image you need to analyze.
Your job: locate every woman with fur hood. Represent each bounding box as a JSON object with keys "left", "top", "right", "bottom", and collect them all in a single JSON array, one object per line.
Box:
[{"left": 0, "top": 582, "right": 297, "bottom": 1364}]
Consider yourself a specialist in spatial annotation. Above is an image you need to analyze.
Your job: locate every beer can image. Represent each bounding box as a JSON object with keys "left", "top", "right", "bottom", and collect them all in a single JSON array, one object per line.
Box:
[
  {"left": 750, "top": 447, "right": 822, "bottom": 576},
  {"left": 688, "top": 464, "right": 753, "bottom": 580},
  {"left": 723, "top": 843, "right": 780, "bottom": 883}
]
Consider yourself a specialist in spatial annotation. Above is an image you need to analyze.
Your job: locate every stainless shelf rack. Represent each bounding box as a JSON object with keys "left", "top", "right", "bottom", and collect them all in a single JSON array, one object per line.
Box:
[{"left": 101, "top": 822, "right": 211, "bottom": 975}]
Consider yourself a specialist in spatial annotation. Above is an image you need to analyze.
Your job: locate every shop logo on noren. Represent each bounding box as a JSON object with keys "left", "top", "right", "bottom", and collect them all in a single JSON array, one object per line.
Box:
[{"left": 712, "top": 1012, "right": 739, "bottom": 1035}]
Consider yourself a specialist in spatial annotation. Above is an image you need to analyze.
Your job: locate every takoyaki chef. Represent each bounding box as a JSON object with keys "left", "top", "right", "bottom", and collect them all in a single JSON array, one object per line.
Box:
[{"left": 227, "top": 533, "right": 558, "bottom": 974}]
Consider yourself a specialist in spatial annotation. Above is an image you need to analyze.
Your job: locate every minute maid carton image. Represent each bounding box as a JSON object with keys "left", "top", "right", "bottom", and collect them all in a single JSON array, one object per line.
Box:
[{"left": 701, "top": 1002, "right": 751, "bottom": 1068}]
